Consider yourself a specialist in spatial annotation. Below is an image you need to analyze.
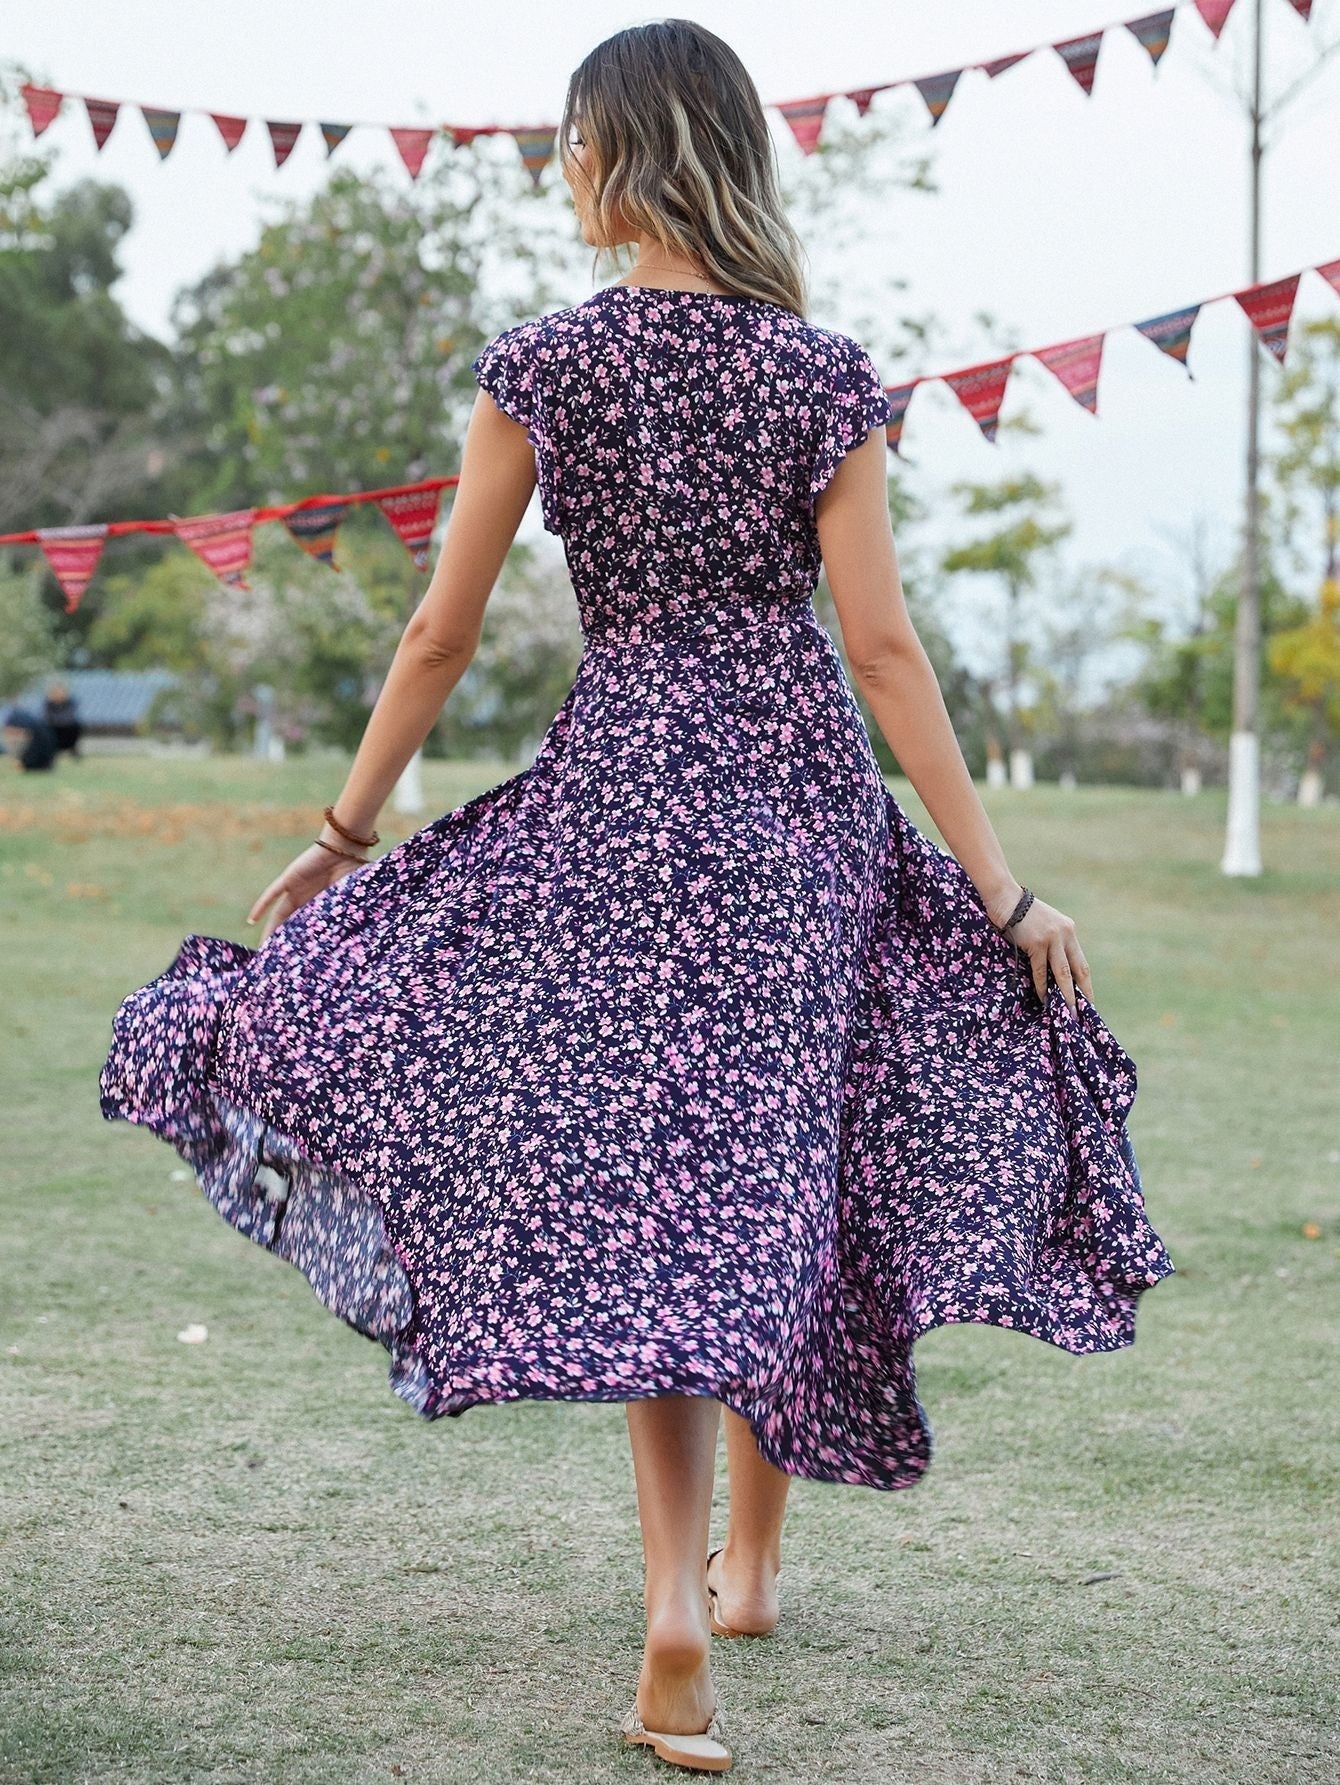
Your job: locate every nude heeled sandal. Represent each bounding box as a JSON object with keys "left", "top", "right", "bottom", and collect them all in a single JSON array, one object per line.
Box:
[{"left": 620, "top": 1699, "right": 732, "bottom": 1772}]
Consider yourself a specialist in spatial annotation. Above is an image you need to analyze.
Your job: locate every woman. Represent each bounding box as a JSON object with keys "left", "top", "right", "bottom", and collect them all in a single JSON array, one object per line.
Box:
[{"left": 100, "top": 20, "right": 1174, "bottom": 1775}]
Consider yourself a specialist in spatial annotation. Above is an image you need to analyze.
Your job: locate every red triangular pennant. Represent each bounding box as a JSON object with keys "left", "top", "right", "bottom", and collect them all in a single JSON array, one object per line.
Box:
[
  {"left": 1316, "top": 258, "right": 1340, "bottom": 303},
  {"left": 451, "top": 125, "right": 491, "bottom": 149},
  {"left": 37, "top": 525, "right": 108, "bottom": 614},
  {"left": 84, "top": 97, "right": 120, "bottom": 152},
  {"left": 174, "top": 509, "right": 255, "bottom": 588},
  {"left": 778, "top": 97, "right": 829, "bottom": 154},
  {"left": 912, "top": 70, "right": 961, "bottom": 128},
  {"left": 943, "top": 357, "right": 1016, "bottom": 444},
  {"left": 266, "top": 120, "right": 303, "bottom": 168},
  {"left": 1126, "top": 10, "right": 1177, "bottom": 67},
  {"left": 883, "top": 383, "right": 920, "bottom": 458},
  {"left": 845, "top": 87, "right": 881, "bottom": 118},
  {"left": 1285, "top": 0, "right": 1312, "bottom": 18},
  {"left": 980, "top": 53, "right": 1029, "bottom": 79},
  {"left": 1234, "top": 273, "right": 1301, "bottom": 365},
  {"left": 20, "top": 84, "right": 63, "bottom": 138},
  {"left": 1033, "top": 333, "right": 1106, "bottom": 415},
  {"left": 378, "top": 486, "right": 442, "bottom": 571},
  {"left": 1054, "top": 31, "right": 1104, "bottom": 95},
  {"left": 211, "top": 113, "right": 248, "bottom": 153},
  {"left": 1195, "top": 0, "right": 1238, "bottom": 40},
  {"left": 390, "top": 126, "right": 434, "bottom": 180},
  {"left": 142, "top": 107, "right": 181, "bottom": 160}
]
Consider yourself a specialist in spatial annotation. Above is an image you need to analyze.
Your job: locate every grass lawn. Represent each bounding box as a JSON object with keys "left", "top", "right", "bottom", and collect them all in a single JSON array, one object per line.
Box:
[{"left": 1, "top": 752, "right": 1337, "bottom": 1783}]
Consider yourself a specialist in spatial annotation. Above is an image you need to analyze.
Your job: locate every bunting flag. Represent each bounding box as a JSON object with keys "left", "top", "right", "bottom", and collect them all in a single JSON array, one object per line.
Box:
[
  {"left": 1235, "top": 272, "right": 1301, "bottom": 364},
  {"left": 174, "top": 509, "right": 256, "bottom": 589},
  {"left": 779, "top": 98, "right": 828, "bottom": 153},
  {"left": 1126, "top": 9, "right": 1178, "bottom": 65},
  {"left": 142, "top": 107, "right": 181, "bottom": 161},
  {"left": 84, "top": 97, "right": 120, "bottom": 151},
  {"left": 1318, "top": 258, "right": 1340, "bottom": 301},
  {"left": 1286, "top": 0, "right": 1312, "bottom": 18},
  {"left": 266, "top": 120, "right": 303, "bottom": 168},
  {"left": 944, "top": 357, "right": 1017, "bottom": 444},
  {"left": 1055, "top": 32, "right": 1105, "bottom": 95},
  {"left": 37, "top": 525, "right": 108, "bottom": 614},
  {"left": 377, "top": 486, "right": 442, "bottom": 570},
  {"left": 1195, "top": 0, "right": 1238, "bottom": 38},
  {"left": 283, "top": 501, "right": 348, "bottom": 569},
  {"left": 18, "top": 2, "right": 1266, "bottom": 190},
  {"left": 913, "top": 71, "right": 960, "bottom": 127},
  {"left": 390, "top": 127, "right": 435, "bottom": 180},
  {"left": 1033, "top": 334, "right": 1106, "bottom": 414},
  {"left": 510, "top": 127, "right": 556, "bottom": 188},
  {"left": 1134, "top": 302, "right": 1201, "bottom": 373},
  {"left": 211, "top": 113, "right": 248, "bottom": 153},
  {"left": 19, "top": 84, "right": 63, "bottom": 137},
  {"left": 884, "top": 383, "right": 919, "bottom": 457}
]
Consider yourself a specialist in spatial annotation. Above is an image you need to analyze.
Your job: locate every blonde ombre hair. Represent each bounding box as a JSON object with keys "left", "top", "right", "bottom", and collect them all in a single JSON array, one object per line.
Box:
[{"left": 558, "top": 20, "right": 810, "bottom": 318}]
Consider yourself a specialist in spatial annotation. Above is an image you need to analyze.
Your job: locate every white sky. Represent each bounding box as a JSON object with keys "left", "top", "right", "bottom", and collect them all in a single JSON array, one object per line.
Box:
[{"left": 7, "top": 0, "right": 1340, "bottom": 652}]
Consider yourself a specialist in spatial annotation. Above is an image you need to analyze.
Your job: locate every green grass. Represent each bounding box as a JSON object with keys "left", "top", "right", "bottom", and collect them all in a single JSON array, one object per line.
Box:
[{"left": 2, "top": 754, "right": 1337, "bottom": 1782}]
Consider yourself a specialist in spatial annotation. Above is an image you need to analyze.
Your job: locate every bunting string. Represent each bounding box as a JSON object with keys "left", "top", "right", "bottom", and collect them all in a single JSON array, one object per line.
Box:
[
  {"left": 14, "top": 0, "right": 1320, "bottom": 186},
  {"left": 4, "top": 253, "right": 1338, "bottom": 611}
]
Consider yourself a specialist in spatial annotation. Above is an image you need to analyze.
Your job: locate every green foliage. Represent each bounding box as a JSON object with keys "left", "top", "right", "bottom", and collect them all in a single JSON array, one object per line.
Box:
[{"left": 0, "top": 552, "right": 60, "bottom": 698}]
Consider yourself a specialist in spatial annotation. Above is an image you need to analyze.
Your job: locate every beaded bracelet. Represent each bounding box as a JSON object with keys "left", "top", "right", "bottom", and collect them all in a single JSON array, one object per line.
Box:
[{"left": 322, "top": 804, "right": 380, "bottom": 849}]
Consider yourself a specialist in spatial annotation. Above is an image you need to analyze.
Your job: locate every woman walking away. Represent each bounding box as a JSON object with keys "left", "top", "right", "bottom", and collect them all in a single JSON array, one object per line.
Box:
[{"left": 100, "top": 19, "right": 1175, "bottom": 1774}]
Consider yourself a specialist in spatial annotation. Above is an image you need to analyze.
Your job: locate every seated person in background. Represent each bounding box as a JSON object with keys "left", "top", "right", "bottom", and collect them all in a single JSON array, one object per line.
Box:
[
  {"left": 1, "top": 708, "right": 59, "bottom": 771},
  {"left": 43, "top": 680, "right": 83, "bottom": 757}
]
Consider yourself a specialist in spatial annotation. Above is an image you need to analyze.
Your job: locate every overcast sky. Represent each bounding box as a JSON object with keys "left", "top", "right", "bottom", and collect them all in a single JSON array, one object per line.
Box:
[{"left": 7, "top": 0, "right": 1340, "bottom": 661}]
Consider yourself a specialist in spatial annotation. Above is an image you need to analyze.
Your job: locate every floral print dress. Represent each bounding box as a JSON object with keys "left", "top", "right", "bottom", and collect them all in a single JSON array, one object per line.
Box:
[{"left": 99, "top": 283, "right": 1175, "bottom": 1492}]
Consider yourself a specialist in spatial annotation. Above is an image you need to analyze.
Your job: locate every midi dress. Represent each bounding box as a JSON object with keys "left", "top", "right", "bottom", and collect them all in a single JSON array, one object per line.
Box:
[{"left": 98, "top": 283, "right": 1176, "bottom": 1493}]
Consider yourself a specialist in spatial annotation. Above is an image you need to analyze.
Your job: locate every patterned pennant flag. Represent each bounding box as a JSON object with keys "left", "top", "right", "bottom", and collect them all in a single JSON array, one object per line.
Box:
[
  {"left": 20, "top": 84, "right": 63, "bottom": 138},
  {"left": 980, "top": 53, "right": 1029, "bottom": 79},
  {"left": 1195, "top": 0, "right": 1238, "bottom": 40},
  {"left": 142, "top": 107, "right": 181, "bottom": 160},
  {"left": 390, "top": 126, "right": 434, "bottom": 180},
  {"left": 283, "top": 501, "right": 348, "bottom": 569},
  {"left": 37, "top": 524, "right": 108, "bottom": 614},
  {"left": 451, "top": 125, "right": 491, "bottom": 149},
  {"left": 778, "top": 97, "right": 829, "bottom": 154},
  {"left": 266, "top": 120, "right": 303, "bottom": 168},
  {"left": 1126, "top": 10, "right": 1177, "bottom": 67},
  {"left": 1235, "top": 273, "right": 1301, "bottom": 365},
  {"left": 943, "top": 357, "right": 1016, "bottom": 444},
  {"left": 1033, "top": 333, "right": 1106, "bottom": 415},
  {"left": 84, "top": 97, "right": 120, "bottom": 151},
  {"left": 1054, "top": 32, "right": 1104, "bottom": 95},
  {"left": 845, "top": 87, "right": 881, "bottom": 118},
  {"left": 320, "top": 121, "right": 352, "bottom": 158},
  {"left": 378, "top": 486, "right": 441, "bottom": 571},
  {"left": 1316, "top": 258, "right": 1340, "bottom": 302},
  {"left": 1134, "top": 302, "right": 1201, "bottom": 374},
  {"left": 211, "top": 113, "right": 248, "bottom": 153},
  {"left": 174, "top": 509, "right": 255, "bottom": 589},
  {"left": 1285, "top": 0, "right": 1312, "bottom": 18},
  {"left": 511, "top": 127, "right": 556, "bottom": 188},
  {"left": 883, "top": 382, "right": 919, "bottom": 457},
  {"left": 913, "top": 70, "right": 961, "bottom": 128}
]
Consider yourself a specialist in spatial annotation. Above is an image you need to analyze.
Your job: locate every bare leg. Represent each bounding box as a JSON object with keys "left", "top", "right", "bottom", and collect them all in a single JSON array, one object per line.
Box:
[
  {"left": 709, "top": 1407, "right": 789, "bottom": 1634},
  {"left": 625, "top": 1395, "right": 721, "bottom": 1733}
]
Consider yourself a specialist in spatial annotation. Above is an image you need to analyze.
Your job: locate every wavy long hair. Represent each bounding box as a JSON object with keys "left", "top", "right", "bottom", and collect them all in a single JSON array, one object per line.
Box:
[{"left": 558, "top": 20, "right": 810, "bottom": 317}]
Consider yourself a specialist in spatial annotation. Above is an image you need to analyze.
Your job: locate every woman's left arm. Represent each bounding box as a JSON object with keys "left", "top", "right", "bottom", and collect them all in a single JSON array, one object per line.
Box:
[{"left": 247, "top": 388, "right": 540, "bottom": 938}]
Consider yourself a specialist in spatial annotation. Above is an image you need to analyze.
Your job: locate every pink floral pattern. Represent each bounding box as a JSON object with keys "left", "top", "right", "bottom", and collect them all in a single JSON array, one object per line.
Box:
[{"left": 99, "top": 285, "right": 1174, "bottom": 1491}]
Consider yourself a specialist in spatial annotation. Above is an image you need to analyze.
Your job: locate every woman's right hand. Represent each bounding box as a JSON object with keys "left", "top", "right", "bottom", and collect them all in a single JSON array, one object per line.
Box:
[{"left": 247, "top": 842, "right": 368, "bottom": 943}]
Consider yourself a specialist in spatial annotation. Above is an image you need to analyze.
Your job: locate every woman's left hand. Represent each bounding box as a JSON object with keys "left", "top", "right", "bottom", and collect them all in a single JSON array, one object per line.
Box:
[
  {"left": 247, "top": 843, "right": 368, "bottom": 943},
  {"left": 988, "top": 887, "right": 1093, "bottom": 1018}
]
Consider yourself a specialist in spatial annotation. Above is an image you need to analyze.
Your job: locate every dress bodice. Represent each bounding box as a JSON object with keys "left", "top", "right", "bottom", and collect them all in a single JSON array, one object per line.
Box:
[{"left": 472, "top": 284, "right": 891, "bottom": 643}]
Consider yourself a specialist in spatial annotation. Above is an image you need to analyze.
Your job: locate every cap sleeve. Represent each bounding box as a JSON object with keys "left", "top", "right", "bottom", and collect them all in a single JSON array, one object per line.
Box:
[
  {"left": 472, "top": 321, "right": 540, "bottom": 432},
  {"left": 809, "top": 338, "right": 891, "bottom": 505},
  {"left": 471, "top": 319, "right": 563, "bottom": 534}
]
